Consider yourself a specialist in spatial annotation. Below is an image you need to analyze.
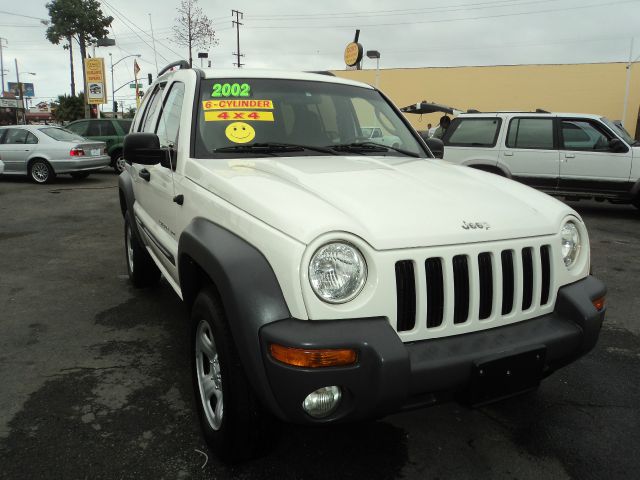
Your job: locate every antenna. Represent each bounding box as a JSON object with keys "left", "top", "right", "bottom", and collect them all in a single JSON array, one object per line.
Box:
[{"left": 232, "top": 10, "right": 244, "bottom": 68}]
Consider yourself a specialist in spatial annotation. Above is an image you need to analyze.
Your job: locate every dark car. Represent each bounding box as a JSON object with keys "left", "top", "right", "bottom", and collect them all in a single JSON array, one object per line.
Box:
[{"left": 66, "top": 118, "right": 132, "bottom": 173}]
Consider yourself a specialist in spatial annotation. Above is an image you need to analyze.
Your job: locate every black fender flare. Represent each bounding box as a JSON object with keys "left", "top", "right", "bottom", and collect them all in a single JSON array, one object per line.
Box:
[
  {"left": 118, "top": 172, "right": 147, "bottom": 245},
  {"left": 178, "top": 217, "right": 291, "bottom": 417}
]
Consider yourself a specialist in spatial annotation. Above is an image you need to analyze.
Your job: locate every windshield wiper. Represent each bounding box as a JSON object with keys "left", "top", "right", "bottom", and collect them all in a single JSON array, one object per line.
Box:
[
  {"left": 329, "top": 142, "right": 420, "bottom": 158},
  {"left": 215, "top": 142, "right": 337, "bottom": 155}
]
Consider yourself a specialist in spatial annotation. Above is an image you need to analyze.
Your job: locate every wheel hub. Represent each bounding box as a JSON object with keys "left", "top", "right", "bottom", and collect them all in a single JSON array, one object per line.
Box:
[{"left": 195, "top": 320, "right": 224, "bottom": 430}]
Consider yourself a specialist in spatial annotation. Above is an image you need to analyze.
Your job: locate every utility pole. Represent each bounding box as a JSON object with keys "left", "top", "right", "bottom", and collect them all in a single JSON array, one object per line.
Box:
[
  {"left": 623, "top": 37, "right": 635, "bottom": 127},
  {"left": 0, "top": 37, "right": 6, "bottom": 96},
  {"left": 148, "top": 13, "right": 159, "bottom": 75},
  {"left": 232, "top": 10, "right": 244, "bottom": 68}
]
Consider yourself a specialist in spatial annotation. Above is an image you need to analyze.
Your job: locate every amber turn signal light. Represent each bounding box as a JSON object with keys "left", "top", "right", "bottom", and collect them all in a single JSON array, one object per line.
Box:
[
  {"left": 269, "top": 344, "right": 358, "bottom": 368},
  {"left": 592, "top": 296, "right": 606, "bottom": 312}
]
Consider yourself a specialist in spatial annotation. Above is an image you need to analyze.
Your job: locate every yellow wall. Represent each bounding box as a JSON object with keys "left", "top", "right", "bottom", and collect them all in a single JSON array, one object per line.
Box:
[{"left": 334, "top": 63, "right": 640, "bottom": 137}]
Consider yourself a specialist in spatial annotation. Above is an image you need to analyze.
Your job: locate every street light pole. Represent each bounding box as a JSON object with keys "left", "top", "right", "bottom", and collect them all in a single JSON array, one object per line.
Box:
[
  {"left": 623, "top": 38, "right": 635, "bottom": 127},
  {"left": 14, "top": 58, "right": 24, "bottom": 124},
  {"left": 366, "top": 50, "right": 381, "bottom": 88},
  {"left": 110, "top": 53, "right": 115, "bottom": 118},
  {"left": 110, "top": 53, "right": 141, "bottom": 118},
  {"left": 0, "top": 38, "right": 7, "bottom": 96}
]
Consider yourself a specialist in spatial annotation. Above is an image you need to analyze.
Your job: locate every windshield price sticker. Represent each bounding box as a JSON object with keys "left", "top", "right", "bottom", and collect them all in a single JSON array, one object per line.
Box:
[
  {"left": 205, "top": 110, "right": 274, "bottom": 122},
  {"left": 202, "top": 99, "right": 273, "bottom": 110},
  {"left": 212, "top": 82, "right": 251, "bottom": 97}
]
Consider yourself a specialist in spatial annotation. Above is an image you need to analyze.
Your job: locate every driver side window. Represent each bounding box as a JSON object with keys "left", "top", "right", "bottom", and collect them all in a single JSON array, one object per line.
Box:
[
  {"left": 561, "top": 119, "right": 612, "bottom": 151},
  {"left": 156, "top": 82, "right": 185, "bottom": 149}
]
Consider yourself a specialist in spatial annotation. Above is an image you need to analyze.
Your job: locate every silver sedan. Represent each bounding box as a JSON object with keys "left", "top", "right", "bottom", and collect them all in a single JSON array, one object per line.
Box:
[{"left": 0, "top": 125, "right": 111, "bottom": 184}]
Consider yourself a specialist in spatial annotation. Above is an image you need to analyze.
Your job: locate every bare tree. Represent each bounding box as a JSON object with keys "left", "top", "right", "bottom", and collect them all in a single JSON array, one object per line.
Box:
[{"left": 172, "top": 0, "right": 218, "bottom": 67}]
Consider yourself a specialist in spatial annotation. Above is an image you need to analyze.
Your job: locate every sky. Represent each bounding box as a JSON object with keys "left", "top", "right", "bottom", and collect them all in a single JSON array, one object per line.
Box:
[{"left": 2, "top": 0, "right": 640, "bottom": 113}]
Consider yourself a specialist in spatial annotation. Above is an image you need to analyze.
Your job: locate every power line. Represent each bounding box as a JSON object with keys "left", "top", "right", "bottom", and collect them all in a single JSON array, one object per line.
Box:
[
  {"left": 0, "top": 10, "right": 48, "bottom": 22},
  {"left": 247, "top": 0, "right": 567, "bottom": 20},
  {"left": 101, "top": 0, "right": 180, "bottom": 61},
  {"left": 246, "top": 0, "right": 640, "bottom": 29}
]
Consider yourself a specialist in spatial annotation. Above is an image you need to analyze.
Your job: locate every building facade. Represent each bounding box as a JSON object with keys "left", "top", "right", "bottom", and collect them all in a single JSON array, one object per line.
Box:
[{"left": 334, "top": 62, "right": 640, "bottom": 139}]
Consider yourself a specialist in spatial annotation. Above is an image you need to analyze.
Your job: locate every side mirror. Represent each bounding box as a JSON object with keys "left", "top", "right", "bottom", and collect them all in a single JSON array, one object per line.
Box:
[
  {"left": 609, "top": 138, "right": 628, "bottom": 153},
  {"left": 425, "top": 137, "right": 444, "bottom": 159},
  {"left": 124, "top": 133, "right": 165, "bottom": 165}
]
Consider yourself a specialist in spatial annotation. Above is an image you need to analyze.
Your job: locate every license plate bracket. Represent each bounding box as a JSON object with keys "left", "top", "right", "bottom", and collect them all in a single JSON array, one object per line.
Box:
[{"left": 468, "top": 346, "right": 546, "bottom": 406}]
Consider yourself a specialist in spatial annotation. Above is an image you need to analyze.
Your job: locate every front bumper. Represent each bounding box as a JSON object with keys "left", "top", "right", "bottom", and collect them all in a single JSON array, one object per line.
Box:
[
  {"left": 259, "top": 275, "right": 605, "bottom": 424},
  {"left": 52, "top": 155, "right": 111, "bottom": 173}
]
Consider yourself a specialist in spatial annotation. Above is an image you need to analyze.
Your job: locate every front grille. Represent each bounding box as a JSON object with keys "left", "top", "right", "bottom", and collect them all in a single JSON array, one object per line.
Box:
[
  {"left": 501, "top": 250, "right": 515, "bottom": 315},
  {"left": 452, "top": 255, "right": 469, "bottom": 324},
  {"left": 395, "top": 261, "right": 416, "bottom": 332},
  {"left": 425, "top": 258, "right": 444, "bottom": 328},
  {"left": 394, "top": 242, "right": 554, "bottom": 338}
]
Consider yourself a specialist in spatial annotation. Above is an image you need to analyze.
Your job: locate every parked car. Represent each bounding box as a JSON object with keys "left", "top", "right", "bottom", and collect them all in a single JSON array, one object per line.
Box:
[
  {"left": 119, "top": 62, "right": 605, "bottom": 462},
  {"left": 441, "top": 111, "right": 640, "bottom": 208},
  {"left": 360, "top": 126, "right": 402, "bottom": 148},
  {"left": 0, "top": 125, "right": 110, "bottom": 183},
  {"left": 66, "top": 118, "right": 132, "bottom": 173}
]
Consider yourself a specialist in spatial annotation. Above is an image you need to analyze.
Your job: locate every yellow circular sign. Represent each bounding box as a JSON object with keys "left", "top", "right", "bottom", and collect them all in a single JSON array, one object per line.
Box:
[
  {"left": 225, "top": 122, "right": 256, "bottom": 144},
  {"left": 344, "top": 42, "right": 363, "bottom": 67}
]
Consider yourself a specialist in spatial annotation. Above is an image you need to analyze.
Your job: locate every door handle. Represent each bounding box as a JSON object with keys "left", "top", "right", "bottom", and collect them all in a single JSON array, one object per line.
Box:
[
  {"left": 139, "top": 168, "right": 151, "bottom": 181},
  {"left": 503, "top": 152, "right": 514, "bottom": 156},
  {"left": 565, "top": 154, "right": 575, "bottom": 159}
]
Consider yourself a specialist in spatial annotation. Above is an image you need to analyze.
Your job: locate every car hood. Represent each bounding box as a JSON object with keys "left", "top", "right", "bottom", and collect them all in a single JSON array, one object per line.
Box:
[{"left": 185, "top": 155, "right": 573, "bottom": 250}]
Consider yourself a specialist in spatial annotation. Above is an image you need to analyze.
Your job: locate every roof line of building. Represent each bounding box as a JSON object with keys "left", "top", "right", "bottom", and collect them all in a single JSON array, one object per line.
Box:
[{"left": 342, "top": 61, "right": 628, "bottom": 72}]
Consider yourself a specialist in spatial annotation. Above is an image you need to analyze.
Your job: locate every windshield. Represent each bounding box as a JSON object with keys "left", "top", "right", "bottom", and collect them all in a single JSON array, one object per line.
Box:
[
  {"left": 40, "top": 127, "right": 85, "bottom": 142},
  {"left": 195, "top": 78, "right": 427, "bottom": 158},
  {"left": 601, "top": 117, "right": 635, "bottom": 145}
]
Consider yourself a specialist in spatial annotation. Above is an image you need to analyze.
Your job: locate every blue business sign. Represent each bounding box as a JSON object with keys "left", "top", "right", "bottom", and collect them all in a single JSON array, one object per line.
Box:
[{"left": 8, "top": 82, "right": 35, "bottom": 98}]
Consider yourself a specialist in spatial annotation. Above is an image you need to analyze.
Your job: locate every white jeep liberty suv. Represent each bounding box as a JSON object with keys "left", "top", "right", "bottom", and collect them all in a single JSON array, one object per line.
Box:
[{"left": 118, "top": 61, "right": 606, "bottom": 462}]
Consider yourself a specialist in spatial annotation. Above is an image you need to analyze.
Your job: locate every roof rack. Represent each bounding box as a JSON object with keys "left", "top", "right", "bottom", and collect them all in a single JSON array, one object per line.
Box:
[
  {"left": 158, "top": 60, "right": 191, "bottom": 77},
  {"left": 535, "top": 108, "right": 550, "bottom": 113},
  {"left": 467, "top": 109, "right": 481, "bottom": 113}
]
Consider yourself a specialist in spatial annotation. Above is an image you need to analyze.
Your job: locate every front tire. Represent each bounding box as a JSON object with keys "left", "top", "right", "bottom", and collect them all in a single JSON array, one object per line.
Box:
[
  {"left": 191, "top": 286, "right": 268, "bottom": 463},
  {"left": 29, "top": 159, "right": 55, "bottom": 184},
  {"left": 124, "top": 212, "right": 161, "bottom": 288}
]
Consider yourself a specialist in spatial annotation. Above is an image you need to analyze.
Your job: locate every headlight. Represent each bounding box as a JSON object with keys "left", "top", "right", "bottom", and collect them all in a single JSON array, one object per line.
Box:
[
  {"left": 309, "top": 242, "right": 367, "bottom": 303},
  {"left": 561, "top": 221, "right": 581, "bottom": 268}
]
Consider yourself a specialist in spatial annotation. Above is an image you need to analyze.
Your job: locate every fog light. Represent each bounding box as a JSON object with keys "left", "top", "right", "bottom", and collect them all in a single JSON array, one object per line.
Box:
[{"left": 302, "top": 386, "right": 342, "bottom": 418}]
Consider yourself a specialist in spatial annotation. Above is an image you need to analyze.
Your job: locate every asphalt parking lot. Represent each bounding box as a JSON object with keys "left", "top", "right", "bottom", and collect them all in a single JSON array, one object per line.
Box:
[{"left": 0, "top": 172, "right": 638, "bottom": 480}]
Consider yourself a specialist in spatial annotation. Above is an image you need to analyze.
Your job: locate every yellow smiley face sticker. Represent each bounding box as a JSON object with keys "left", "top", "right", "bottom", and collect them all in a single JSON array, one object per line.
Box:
[{"left": 225, "top": 122, "right": 255, "bottom": 144}]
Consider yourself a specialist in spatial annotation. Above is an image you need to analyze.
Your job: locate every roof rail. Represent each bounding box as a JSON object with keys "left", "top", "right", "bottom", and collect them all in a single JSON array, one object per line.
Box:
[
  {"left": 158, "top": 60, "right": 191, "bottom": 77},
  {"left": 535, "top": 108, "right": 550, "bottom": 113},
  {"left": 467, "top": 109, "right": 481, "bottom": 113}
]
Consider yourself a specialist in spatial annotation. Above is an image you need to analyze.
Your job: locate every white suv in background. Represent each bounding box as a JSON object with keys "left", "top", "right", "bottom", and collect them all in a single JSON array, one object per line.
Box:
[{"left": 442, "top": 112, "right": 640, "bottom": 209}]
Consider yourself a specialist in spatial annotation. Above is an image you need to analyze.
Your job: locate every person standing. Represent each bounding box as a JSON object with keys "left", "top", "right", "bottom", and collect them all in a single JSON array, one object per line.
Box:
[{"left": 432, "top": 115, "right": 451, "bottom": 139}]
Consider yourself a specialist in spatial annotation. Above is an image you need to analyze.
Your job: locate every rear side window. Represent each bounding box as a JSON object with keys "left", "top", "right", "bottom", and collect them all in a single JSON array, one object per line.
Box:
[
  {"left": 444, "top": 118, "right": 501, "bottom": 147},
  {"left": 506, "top": 118, "right": 554, "bottom": 149},
  {"left": 67, "top": 121, "right": 88, "bottom": 136},
  {"left": 117, "top": 120, "right": 132, "bottom": 133},
  {"left": 3, "top": 128, "right": 29, "bottom": 144}
]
